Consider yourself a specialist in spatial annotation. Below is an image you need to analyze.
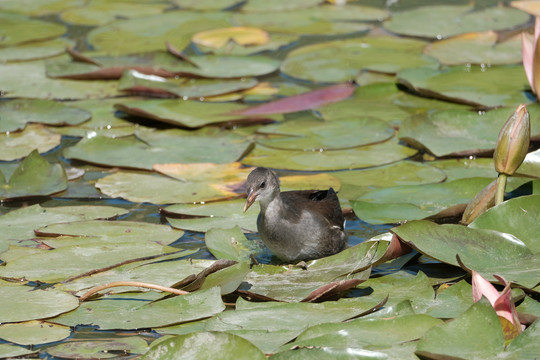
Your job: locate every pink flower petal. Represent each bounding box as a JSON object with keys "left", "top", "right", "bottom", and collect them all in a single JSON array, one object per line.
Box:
[
  {"left": 471, "top": 271, "right": 500, "bottom": 305},
  {"left": 522, "top": 32, "right": 534, "bottom": 89}
]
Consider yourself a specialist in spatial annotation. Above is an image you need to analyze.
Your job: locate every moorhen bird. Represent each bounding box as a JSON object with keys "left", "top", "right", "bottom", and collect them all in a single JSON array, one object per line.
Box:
[{"left": 243, "top": 167, "right": 347, "bottom": 263}]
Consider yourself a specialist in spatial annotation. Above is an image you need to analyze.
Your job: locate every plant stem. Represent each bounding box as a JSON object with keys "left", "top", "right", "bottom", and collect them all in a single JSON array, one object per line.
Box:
[{"left": 495, "top": 173, "right": 507, "bottom": 205}]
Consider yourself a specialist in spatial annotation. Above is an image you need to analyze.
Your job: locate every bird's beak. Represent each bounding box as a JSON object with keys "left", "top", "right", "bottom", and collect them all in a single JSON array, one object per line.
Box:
[{"left": 243, "top": 189, "right": 256, "bottom": 213}]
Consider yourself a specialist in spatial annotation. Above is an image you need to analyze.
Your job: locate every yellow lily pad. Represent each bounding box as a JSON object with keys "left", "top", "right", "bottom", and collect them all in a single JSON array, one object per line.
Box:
[{"left": 192, "top": 27, "right": 270, "bottom": 49}]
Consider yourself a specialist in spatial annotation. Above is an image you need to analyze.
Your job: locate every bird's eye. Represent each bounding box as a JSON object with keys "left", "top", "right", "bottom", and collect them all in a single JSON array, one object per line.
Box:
[{"left": 260, "top": 181, "right": 266, "bottom": 189}]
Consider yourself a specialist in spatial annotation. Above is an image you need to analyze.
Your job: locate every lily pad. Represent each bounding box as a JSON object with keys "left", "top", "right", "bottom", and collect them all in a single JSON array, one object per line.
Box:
[
  {"left": 205, "top": 226, "right": 262, "bottom": 261},
  {"left": 65, "top": 127, "right": 252, "bottom": 170},
  {"left": 115, "top": 99, "right": 276, "bottom": 128},
  {"left": 233, "top": 5, "right": 386, "bottom": 35},
  {"left": 0, "top": 124, "right": 61, "bottom": 161},
  {"left": 53, "top": 287, "right": 225, "bottom": 330},
  {"left": 0, "top": 282, "right": 79, "bottom": 323},
  {"left": 0, "top": 0, "right": 84, "bottom": 16},
  {"left": 166, "top": 200, "right": 258, "bottom": 233},
  {"left": 0, "top": 61, "right": 121, "bottom": 99},
  {"left": 0, "top": 321, "right": 70, "bottom": 346},
  {"left": 0, "top": 150, "right": 67, "bottom": 201},
  {"left": 396, "top": 65, "right": 530, "bottom": 108},
  {"left": 0, "top": 13, "right": 66, "bottom": 47},
  {"left": 399, "top": 106, "right": 540, "bottom": 157},
  {"left": 118, "top": 70, "right": 259, "bottom": 99},
  {"left": 351, "top": 177, "right": 494, "bottom": 224},
  {"left": 172, "top": 0, "right": 243, "bottom": 10},
  {"left": 143, "top": 332, "right": 265, "bottom": 360},
  {"left": 0, "top": 99, "right": 91, "bottom": 133},
  {"left": 469, "top": 194, "right": 540, "bottom": 254},
  {"left": 257, "top": 116, "right": 394, "bottom": 150},
  {"left": 240, "top": 0, "right": 322, "bottom": 12},
  {"left": 46, "top": 337, "right": 149, "bottom": 359},
  {"left": 242, "top": 138, "right": 417, "bottom": 171},
  {"left": 424, "top": 31, "right": 522, "bottom": 66},
  {"left": 0, "top": 37, "right": 74, "bottom": 62},
  {"left": 384, "top": 4, "right": 530, "bottom": 39},
  {"left": 193, "top": 32, "right": 299, "bottom": 56},
  {"left": 281, "top": 36, "right": 437, "bottom": 83},
  {"left": 192, "top": 26, "right": 269, "bottom": 49},
  {"left": 392, "top": 220, "right": 540, "bottom": 289},
  {"left": 87, "top": 11, "right": 231, "bottom": 55}
]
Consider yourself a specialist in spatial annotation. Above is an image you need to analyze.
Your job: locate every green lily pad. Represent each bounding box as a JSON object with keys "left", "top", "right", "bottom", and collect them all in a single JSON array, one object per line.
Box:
[
  {"left": 399, "top": 106, "right": 540, "bottom": 157},
  {"left": 46, "top": 337, "right": 149, "bottom": 359},
  {"left": 0, "top": 37, "right": 74, "bottom": 62},
  {"left": 424, "top": 31, "right": 522, "bottom": 66},
  {"left": 0, "top": 13, "right": 66, "bottom": 47},
  {"left": 0, "top": 61, "right": 121, "bottom": 99},
  {"left": 0, "top": 124, "right": 61, "bottom": 161},
  {"left": 0, "top": 0, "right": 84, "bottom": 16},
  {"left": 143, "top": 332, "right": 266, "bottom": 360},
  {"left": 65, "top": 128, "right": 252, "bottom": 170},
  {"left": 0, "top": 204, "right": 129, "bottom": 253},
  {"left": 0, "top": 150, "right": 67, "bottom": 201},
  {"left": 469, "top": 194, "right": 540, "bottom": 254},
  {"left": 242, "top": 138, "right": 417, "bottom": 171},
  {"left": 392, "top": 220, "right": 540, "bottom": 289},
  {"left": 233, "top": 5, "right": 386, "bottom": 35},
  {"left": 60, "top": 0, "right": 169, "bottom": 26},
  {"left": 0, "top": 344, "right": 35, "bottom": 358},
  {"left": 166, "top": 200, "right": 259, "bottom": 233},
  {"left": 397, "top": 65, "right": 530, "bottom": 108},
  {"left": 332, "top": 161, "right": 446, "bottom": 200},
  {"left": 114, "top": 98, "right": 277, "bottom": 129},
  {"left": 193, "top": 32, "right": 299, "bottom": 56},
  {"left": 0, "top": 321, "right": 70, "bottom": 346},
  {"left": 118, "top": 70, "right": 258, "bottom": 98},
  {"left": 416, "top": 280, "right": 474, "bottom": 319},
  {"left": 518, "top": 148, "right": 540, "bottom": 178},
  {"left": 281, "top": 36, "right": 437, "bottom": 83},
  {"left": 240, "top": 0, "right": 321, "bottom": 12},
  {"left": 53, "top": 287, "right": 225, "bottom": 330},
  {"left": 172, "top": 0, "right": 243, "bottom": 10},
  {"left": 205, "top": 226, "right": 262, "bottom": 261},
  {"left": 351, "top": 177, "right": 493, "bottom": 224},
  {"left": 87, "top": 11, "right": 231, "bottom": 55},
  {"left": 257, "top": 116, "right": 394, "bottom": 150},
  {"left": 0, "top": 99, "right": 91, "bottom": 133},
  {"left": 0, "top": 282, "right": 79, "bottom": 323},
  {"left": 199, "top": 261, "right": 251, "bottom": 295},
  {"left": 384, "top": 4, "right": 530, "bottom": 39}
]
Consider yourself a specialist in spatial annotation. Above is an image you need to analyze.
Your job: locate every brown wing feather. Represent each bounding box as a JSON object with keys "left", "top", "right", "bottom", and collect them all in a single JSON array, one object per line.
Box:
[{"left": 280, "top": 188, "right": 344, "bottom": 229}]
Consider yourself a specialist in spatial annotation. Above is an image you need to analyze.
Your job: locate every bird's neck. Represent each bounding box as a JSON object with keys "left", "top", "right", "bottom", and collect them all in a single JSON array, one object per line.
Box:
[{"left": 259, "top": 189, "right": 281, "bottom": 213}]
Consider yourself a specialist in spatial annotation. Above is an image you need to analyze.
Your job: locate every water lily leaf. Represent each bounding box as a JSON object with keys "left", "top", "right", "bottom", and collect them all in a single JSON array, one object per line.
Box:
[
  {"left": 46, "top": 337, "right": 149, "bottom": 359},
  {"left": 469, "top": 194, "right": 540, "bottom": 254},
  {"left": 396, "top": 65, "right": 529, "bottom": 108},
  {"left": 199, "top": 261, "right": 251, "bottom": 295},
  {"left": 0, "top": 320, "right": 70, "bottom": 346},
  {"left": 0, "top": 61, "right": 121, "bottom": 99},
  {"left": 332, "top": 161, "right": 446, "bottom": 200},
  {"left": 0, "top": 37, "right": 74, "bottom": 62},
  {"left": 0, "top": 99, "right": 91, "bottom": 133},
  {"left": 0, "top": 0, "right": 84, "bottom": 16},
  {"left": 400, "top": 106, "right": 540, "bottom": 157},
  {"left": 242, "top": 138, "right": 417, "bottom": 171},
  {"left": 118, "top": 70, "right": 258, "bottom": 98},
  {"left": 257, "top": 116, "right": 394, "bottom": 150},
  {"left": 87, "top": 11, "right": 231, "bottom": 55},
  {"left": 229, "top": 83, "right": 356, "bottom": 116},
  {"left": 289, "top": 314, "right": 442, "bottom": 350},
  {"left": 317, "top": 82, "right": 468, "bottom": 127},
  {"left": 281, "top": 36, "right": 437, "bottom": 83},
  {"left": 0, "top": 282, "right": 79, "bottom": 323},
  {"left": 143, "top": 332, "right": 265, "bottom": 360},
  {"left": 392, "top": 220, "right": 540, "bottom": 289},
  {"left": 0, "top": 13, "right": 65, "bottom": 47},
  {"left": 194, "top": 32, "right": 298, "bottom": 56},
  {"left": 65, "top": 127, "right": 252, "bottom": 170},
  {"left": 60, "top": 0, "right": 168, "bottom": 26},
  {"left": 0, "top": 344, "right": 35, "bottom": 358},
  {"left": 511, "top": 0, "right": 540, "bottom": 16},
  {"left": 0, "top": 150, "right": 67, "bottom": 201},
  {"left": 115, "top": 99, "right": 276, "bottom": 128},
  {"left": 424, "top": 31, "right": 522, "bottom": 66},
  {"left": 351, "top": 177, "right": 493, "bottom": 224},
  {"left": 240, "top": 0, "right": 321, "bottom": 12},
  {"left": 278, "top": 173, "right": 342, "bottom": 192},
  {"left": 384, "top": 4, "right": 530, "bottom": 39},
  {"left": 233, "top": 5, "right": 386, "bottom": 35},
  {"left": 205, "top": 226, "right": 262, "bottom": 261},
  {"left": 166, "top": 200, "right": 258, "bottom": 233},
  {"left": 417, "top": 280, "right": 475, "bottom": 319},
  {"left": 192, "top": 27, "right": 269, "bottom": 49},
  {"left": 0, "top": 124, "right": 61, "bottom": 161},
  {"left": 53, "top": 287, "right": 225, "bottom": 330},
  {"left": 96, "top": 171, "right": 241, "bottom": 204},
  {"left": 171, "top": 0, "right": 243, "bottom": 10},
  {"left": 0, "top": 204, "right": 129, "bottom": 253},
  {"left": 518, "top": 148, "right": 540, "bottom": 177},
  {"left": 240, "top": 240, "right": 388, "bottom": 302}
]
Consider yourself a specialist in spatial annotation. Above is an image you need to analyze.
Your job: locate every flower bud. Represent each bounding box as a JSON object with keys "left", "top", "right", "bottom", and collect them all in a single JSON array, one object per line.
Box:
[{"left": 494, "top": 104, "right": 530, "bottom": 176}]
